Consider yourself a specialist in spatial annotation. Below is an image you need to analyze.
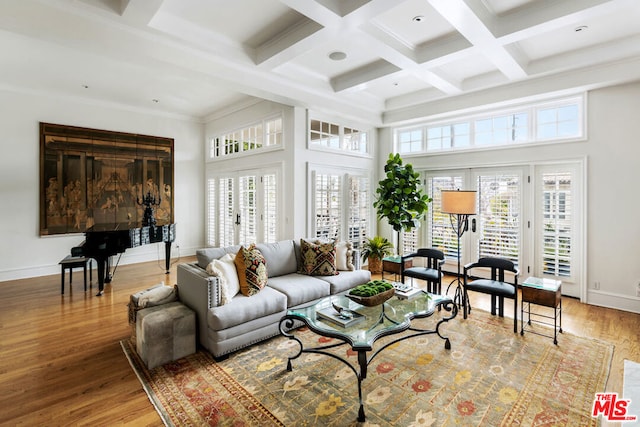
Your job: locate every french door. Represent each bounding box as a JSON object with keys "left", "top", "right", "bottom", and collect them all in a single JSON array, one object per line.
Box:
[
  {"left": 425, "top": 163, "right": 583, "bottom": 299},
  {"left": 206, "top": 167, "right": 280, "bottom": 247}
]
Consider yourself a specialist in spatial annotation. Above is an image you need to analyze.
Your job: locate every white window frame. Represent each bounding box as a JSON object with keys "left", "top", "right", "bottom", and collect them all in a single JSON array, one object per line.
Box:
[
  {"left": 394, "top": 94, "right": 585, "bottom": 155},
  {"left": 205, "top": 166, "right": 282, "bottom": 247},
  {"left": 309, "top": 166, "right": 372, "bottom": 247},
  {"left": 209, "top": 114, "right": 283, "bottom": 160},
  {"left": 308, "top": 112, "right": 371, "bottom": 157}
]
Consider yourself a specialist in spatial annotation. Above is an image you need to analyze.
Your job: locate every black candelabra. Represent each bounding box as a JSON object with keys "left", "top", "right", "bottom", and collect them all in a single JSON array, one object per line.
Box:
[{"left": 137, "top": 190, "right": 161, "bottom": 227}]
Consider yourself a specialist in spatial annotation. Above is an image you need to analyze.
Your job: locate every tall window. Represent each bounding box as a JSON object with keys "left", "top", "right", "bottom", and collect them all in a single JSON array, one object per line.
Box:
[
  {"left": 312, "top": 170, "right": 371, "bottom": 246},
  {"left": 207, "top": 168, "right": 280, "bottom": 247},
  {"left": 314, "top": 173, "right": 342, "bottom": 240},
  {"left": 539, "top": 170, "right": 573, "bottom": 278},
  {"left": 475, "top": 172, "right": 521, "bottom": 266},
  {"left": 427, "top": 175, "right": 464, "bottom": 260},
  {"left": 347, "top": 175, "right": 369, "bottom": 249}
]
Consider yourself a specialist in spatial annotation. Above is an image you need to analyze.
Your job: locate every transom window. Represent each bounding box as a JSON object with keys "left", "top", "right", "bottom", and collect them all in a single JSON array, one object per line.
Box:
[
  {"left": 395, "top": 95, "right": 583, "bottom": 154},
  {"left": 309, "top": 118, "right": 369, "bottom": 155},
  {"left": 210, "top": 115, "right": 282, "bottom": 159}
]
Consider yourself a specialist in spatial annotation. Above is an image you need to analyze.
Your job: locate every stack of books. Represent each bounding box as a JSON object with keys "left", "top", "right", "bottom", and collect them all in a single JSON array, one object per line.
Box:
[{"left": 393, "top": 282, "right": 424, "bottom": 299}]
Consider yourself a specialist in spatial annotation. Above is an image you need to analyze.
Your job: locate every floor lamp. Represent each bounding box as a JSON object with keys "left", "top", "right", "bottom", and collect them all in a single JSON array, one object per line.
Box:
[{"left": 441, "top": 190, "right": 477, "bottom": 308}]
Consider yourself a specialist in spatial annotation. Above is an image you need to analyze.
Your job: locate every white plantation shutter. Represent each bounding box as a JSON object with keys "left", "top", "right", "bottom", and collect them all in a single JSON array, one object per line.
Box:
[
  {"left": 314, "top": 172, "right": 342, "bottom": 239},
  {"left": 238, "top": 175, "right": 257, "bottom": 245},
  {"left": 401, "top": 229, "right": 418, "bottom": 255},
  {"left": 206, "top": 178, "right": 216, "bottom": 246},
  {"left": 428, "top": 175, "right": 464, "bottom": 259},
  {"left": 218, "top": 177, "right": 235, "bottom": 247},
  {"left": 540, "top": 171, "right": 572, "bottom": 277},
  {"left": 263, "top": 173, "right": 277, "bottom": 243},
  {"left": 476, "top": 173, "right": 521, "bottom": 266},
  {"left": 347, "top": 175, "right": 369, "bottom": 249}
]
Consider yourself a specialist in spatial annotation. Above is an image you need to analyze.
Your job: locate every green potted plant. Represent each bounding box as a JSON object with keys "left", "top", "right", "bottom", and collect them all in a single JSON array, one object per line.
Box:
[
  {"left": 361, "top": 236, "right": 394, "bottom": 274},
  {"left": 373, "top": 153, "right": 432, "bottom": 254}
]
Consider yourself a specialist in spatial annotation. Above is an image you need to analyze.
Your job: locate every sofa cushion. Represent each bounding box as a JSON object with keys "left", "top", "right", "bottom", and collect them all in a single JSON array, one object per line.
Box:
[
  {"left": 234, "top": 244, "right": 268, "bottom": 296},
  {"left": 196, "top": 245, "right": 241, "bottom": 269},
  {"left": 256, "top": 240, "right": 297, "bottom": 277},
  {"left": 298, "top": 239, "right": 338, "bottom": 276},
  {"left": 205, "top": 253, "right": 240, "bottom": 305},
  {"left": 207, "top": 286, "right": 287, "bottom": 331},
  {"left": 319, "top": 269, "right": 372, "bottom": 295},
  {"left": 267, "top": 273, "right": 331, "bottom": 307}
]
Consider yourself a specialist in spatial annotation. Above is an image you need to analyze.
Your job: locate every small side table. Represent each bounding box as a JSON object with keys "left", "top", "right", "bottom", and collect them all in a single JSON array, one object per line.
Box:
[
  {"left": 382, "top": 256, "right": 412, "bottom": 282},
  {"left": 520, "top": 276, "right": 562, "bottom": 344},
  {"left": 59, "top": 255, "right": 92, "bottom": 294}
]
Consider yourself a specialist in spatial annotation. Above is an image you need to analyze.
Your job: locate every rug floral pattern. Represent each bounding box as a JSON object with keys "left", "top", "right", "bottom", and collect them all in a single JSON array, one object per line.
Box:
[{"left": 123, "top": 310, "right": 613, "bottom": 426}]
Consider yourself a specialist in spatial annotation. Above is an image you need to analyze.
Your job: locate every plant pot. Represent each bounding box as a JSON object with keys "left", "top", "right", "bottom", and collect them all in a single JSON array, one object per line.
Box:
[{"left": 368, "top": 256, "right": 382, "bottom": 274}]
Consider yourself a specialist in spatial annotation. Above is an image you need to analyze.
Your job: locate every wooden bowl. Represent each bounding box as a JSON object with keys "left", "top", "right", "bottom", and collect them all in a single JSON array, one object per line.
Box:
[{"left": 346, "top": 287, "right": 395, "bottom": 307}]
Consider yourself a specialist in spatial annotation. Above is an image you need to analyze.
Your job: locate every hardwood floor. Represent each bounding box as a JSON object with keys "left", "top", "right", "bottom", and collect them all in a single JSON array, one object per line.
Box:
[{"left": 1, "top": 259, "right": 638, "bottom": 426}]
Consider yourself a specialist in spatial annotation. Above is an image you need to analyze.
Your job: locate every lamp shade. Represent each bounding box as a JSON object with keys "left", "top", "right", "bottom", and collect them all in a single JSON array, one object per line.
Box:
[{"left": 441, "top": 190, "right": 477, "bottom": 214}]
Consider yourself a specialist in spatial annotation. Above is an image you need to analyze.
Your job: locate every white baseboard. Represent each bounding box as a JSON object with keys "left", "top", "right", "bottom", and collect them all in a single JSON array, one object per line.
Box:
[
  {"left": 0, "top": 245, "right": 196, "bottom": 283},
  {"left": 586, "top": 289, "right": 640, "bottom": 315}
]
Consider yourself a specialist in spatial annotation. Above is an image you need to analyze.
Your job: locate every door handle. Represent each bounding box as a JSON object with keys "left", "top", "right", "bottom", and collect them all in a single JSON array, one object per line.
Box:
[
  {"left": 235, "top": 214, "right": 241, "bottom": 225},
  {"left": 471, "top": 218, "right": 476, "bottom": 232}
]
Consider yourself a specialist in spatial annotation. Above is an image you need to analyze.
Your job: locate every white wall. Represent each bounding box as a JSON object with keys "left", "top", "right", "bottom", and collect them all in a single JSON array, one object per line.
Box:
[
  {"left": 0, "top": 90, "right": 204, "bottom": 281},
  {"left": 377, "top": 82, "right": 640, "bottom": 313}
]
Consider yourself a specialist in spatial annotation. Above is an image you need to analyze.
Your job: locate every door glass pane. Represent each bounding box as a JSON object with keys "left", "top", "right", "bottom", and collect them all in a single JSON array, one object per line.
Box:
[
  {"left": 218, "top": 177, "right": 235, "bottom": 247},
  {"left": 476, "top": 173, "right": 520, "bottom": 266},
  {"left": 428, "top": 175, "right": 464, "bottom": 260},
  {"left": 238, "top": 175, "right": 257, "bottom": 245},
  {"left": 541, "top": 171, "right": 572, "bottom": 277}
]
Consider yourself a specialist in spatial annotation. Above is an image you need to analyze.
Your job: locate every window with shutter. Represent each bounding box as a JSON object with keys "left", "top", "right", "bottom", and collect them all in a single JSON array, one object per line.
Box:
[
  {"left": 206, "top": 178, "right": 216, "bottom": 247},
  {"left": 347, "top": 175, "right": 369, "bottom": 249},
  {"left": 314, "top": 173, "right": 341, "bottom": 240},
  {"left": 263, "top": 173, "right": 277, "bottom": 243},
  {"left": 475, "top": 172, "right": 521, "bottom": 266},
  {"left": 540, "top": 171, "right": 572, "bottom": 277},
  {"left": 218, "top": 177, "right": 235, "bottom": 248},
  {"left": 427, "top": 175, "right": 464, "bottom": 260},
  {"left": 238, "top": 175, "right": 257, "bottom": 245}
]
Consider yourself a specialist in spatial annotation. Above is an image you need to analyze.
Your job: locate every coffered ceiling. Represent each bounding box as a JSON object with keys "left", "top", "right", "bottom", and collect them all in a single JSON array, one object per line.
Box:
[{"left": 1, "top": 0, "right": 639, "bottom": 125}]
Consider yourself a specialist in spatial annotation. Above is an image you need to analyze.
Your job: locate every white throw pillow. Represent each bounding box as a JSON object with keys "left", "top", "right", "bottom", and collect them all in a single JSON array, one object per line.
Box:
[
  {"left": 335, "top": 241, "right": 354, "bottom": 271},
  {"left": 206, "top": 253, "right": 240, "bottom": 305}
]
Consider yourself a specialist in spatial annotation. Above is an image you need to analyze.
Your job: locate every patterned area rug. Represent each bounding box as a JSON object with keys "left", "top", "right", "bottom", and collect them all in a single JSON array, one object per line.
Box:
[{"left": 122, "top": 309, "right": 613, "bottom": 426}]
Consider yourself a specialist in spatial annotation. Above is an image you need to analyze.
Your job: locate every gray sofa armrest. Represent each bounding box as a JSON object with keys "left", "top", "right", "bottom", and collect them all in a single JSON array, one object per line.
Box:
[{"left": 177, "top": 262, "right": 221, "bottom": 347}]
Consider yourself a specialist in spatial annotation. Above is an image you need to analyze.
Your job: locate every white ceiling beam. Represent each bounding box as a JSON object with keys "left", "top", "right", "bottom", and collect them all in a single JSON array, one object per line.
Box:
[
  {"left": 120, "top": 0, "right": 164, "bottom": 25},
  {"left": 428, "top": 0, "right": 527, "bottom": 80},
  {"left": 495, "top": 0, "right": 633, "bottom": 42},
  {"left": 331, "top": 59, "right": 401, "bottom": 92}
]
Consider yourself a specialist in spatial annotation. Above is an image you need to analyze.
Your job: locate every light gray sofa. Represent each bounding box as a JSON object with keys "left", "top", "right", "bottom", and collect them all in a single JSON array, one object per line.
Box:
[{"left": 177, "top": 239, "right": 371, "bottom": 359}]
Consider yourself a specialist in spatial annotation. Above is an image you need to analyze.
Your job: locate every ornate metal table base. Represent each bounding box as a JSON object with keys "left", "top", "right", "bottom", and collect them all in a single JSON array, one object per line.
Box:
[{"left": 279, "top": 298, "right": 457, "bottom": 422}]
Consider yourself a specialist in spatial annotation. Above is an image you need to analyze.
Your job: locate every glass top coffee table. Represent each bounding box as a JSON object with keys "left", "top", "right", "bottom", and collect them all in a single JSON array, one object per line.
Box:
[{"left": 278, "top": 291, "right": 457, "bottom": 422}]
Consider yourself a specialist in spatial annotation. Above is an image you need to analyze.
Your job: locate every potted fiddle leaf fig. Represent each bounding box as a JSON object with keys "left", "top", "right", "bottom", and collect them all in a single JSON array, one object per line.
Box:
[
  {"left": 373, "top": 153, "right": 432, "bottom": 254},
  {"left": 361, "top": 236, "right": 394, "bottom": 274}
]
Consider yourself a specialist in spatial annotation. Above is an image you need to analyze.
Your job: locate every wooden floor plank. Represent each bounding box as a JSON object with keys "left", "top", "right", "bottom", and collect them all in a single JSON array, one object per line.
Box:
[{"left": 0, "top": 257, "right": 638, "bottom": 425}]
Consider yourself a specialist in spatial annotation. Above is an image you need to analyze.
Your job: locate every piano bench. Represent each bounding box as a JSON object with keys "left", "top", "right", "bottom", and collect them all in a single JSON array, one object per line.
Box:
[
  {"left": 136, "top": 302, "right": 196, "bottom": 370},
  {"left": 59, "top": 255, "right": 92, "bottom": 294}
]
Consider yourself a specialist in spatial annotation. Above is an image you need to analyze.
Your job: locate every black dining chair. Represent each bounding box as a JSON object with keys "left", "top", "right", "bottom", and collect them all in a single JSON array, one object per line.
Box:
[
  {"left": 400, "top": 248, "right": 445, "bottom": 294},
  {"left": 463, "top": 257, "right": 519, "bottom": 332}
]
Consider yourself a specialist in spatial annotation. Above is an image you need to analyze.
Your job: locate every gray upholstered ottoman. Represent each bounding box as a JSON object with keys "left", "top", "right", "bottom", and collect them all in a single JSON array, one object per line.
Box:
[{"left": 136, "top": 301, "right": 196, "bottom": 369}]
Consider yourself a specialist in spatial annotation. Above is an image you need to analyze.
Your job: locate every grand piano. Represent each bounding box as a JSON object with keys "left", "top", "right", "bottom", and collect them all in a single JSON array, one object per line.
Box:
[{"left": 72, "top": 222, "right": 176, "bottom": 296}]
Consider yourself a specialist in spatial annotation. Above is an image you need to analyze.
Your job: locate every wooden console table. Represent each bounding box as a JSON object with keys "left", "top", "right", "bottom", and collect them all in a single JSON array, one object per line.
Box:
[
  {"left": 381, "top": 256, "right": 412, "bottom": 281},
  {"left": 520, "top": 276, "right": 562, "bottom": 344}
]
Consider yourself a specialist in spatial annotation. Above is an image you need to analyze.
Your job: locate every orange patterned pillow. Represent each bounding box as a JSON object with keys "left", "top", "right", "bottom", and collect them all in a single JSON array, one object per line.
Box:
[{"left": 234, "top": 244, "right": 268, "bottom": 296}]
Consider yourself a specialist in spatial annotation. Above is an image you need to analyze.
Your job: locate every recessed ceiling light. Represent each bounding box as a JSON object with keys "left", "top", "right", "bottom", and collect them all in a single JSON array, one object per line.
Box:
[
  {"left": 328, "top": 51, "right": 347, "bottom": 61},
  {"left": 412, "top": 15, "right": 425, "bottom": 22},
  {"left": 575, "top": 25, "right": 588, "bottom": 32}
]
